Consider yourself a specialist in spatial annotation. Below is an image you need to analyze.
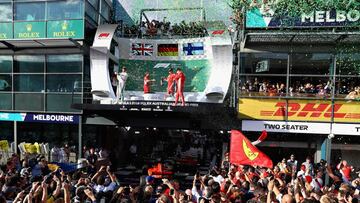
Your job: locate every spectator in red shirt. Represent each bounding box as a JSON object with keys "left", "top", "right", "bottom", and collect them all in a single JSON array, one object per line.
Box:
[{"left": 337, "top": 160, "right": 354, "bottom": 182}]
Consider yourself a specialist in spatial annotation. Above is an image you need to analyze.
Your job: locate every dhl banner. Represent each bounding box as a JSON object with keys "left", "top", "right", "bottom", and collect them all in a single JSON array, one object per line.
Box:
[{"left": 238, "top": 98, "right": 360, "bottom": 123}]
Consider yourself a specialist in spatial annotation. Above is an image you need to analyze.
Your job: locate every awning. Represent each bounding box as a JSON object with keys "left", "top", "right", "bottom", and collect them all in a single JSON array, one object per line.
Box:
[
  {"left": 244, "top": 31, "right": 360, "bottom": 45},
  {"left": 0, "top": 38, "right": 83, "bottom": 50}
]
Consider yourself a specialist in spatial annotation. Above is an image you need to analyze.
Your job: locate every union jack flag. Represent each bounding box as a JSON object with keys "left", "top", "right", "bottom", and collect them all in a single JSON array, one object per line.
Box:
[{"left": 131, "top": 43, "right": 153, "bottom": 56}]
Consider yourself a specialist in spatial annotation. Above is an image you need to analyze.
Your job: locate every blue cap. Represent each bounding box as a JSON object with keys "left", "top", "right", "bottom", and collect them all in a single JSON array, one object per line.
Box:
[{"left": 146, "top": 176, "right": 154, "bottom": 183}]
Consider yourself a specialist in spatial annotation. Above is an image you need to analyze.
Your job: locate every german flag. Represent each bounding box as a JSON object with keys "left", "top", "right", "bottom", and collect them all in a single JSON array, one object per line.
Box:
[{"left": 158, "top": 44, "right": 178, "bottom": 56}]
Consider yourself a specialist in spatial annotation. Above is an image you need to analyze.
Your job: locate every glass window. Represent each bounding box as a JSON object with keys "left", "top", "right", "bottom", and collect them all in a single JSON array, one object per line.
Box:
[
  {"left": 0, "top": 121, "right": 13, "bottom": 141},
  {"left": 290, "top": 53, "right": 332, "bottom": 75},
  {"left": 0, "top": 3, "right": 12, "bottom": 22},
  {"left": 289, "top": 76, "right": 332, "bottom": 98},
  {"left": 0, "top": 56, "right": 12, "bottom": 73},
  {"left": 14, "top": 2, "right": 45, "bottom": 21},
  {"left": 46, "top": 94, "right": 81, "bottom": 112},
  {"left": 46, "top": 74, "right": 81, "bottom": 93},
  {"left": 47, "top": 55, "right": 82, "bottom": 73},
  {"left": 240, "top": 53, "right": 288, "bottom": 74},
  {"left": 100, "top": 0, "right": 110, "bottom": 21},
  {"left": 336, "top": 52, "right": 360, "bottom": 76},
  {"left": 47, "top": 0, "right": 83, "bottom": 20},
  {"left": 239, "top": 76, "right": 286, "bottom": 97},
  {"left": 0, "top": 93, "right": 12, "bottom": 110},
  {"left": 0, "top": 74, "right": 11, "bottom": 91},
  {"left": 14, "top": 55, "right": 45, "bottom": 73},
  {"left": 88, "top": 0, "right": 99, "bottom": 10},
  {"left": 15, "top": 93, "right": 44, "bottom": 111},
  {"left": 85, "top": 2, "right": 98, "bottom": 23},
  {"left": 14, "top": 75, "right": 44, "bottom": 92},
  {"left": 335, "top": 76, "right": 360, "bottom": 99},
  {"left": 99, "top": 16, "right": 107, "bottom": 24}
]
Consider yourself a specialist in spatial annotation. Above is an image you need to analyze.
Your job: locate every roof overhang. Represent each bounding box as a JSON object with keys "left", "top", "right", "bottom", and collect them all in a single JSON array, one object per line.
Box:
[
  {"left": 74, "top": 103, "right": 238, "bottom": 129},
  {"left": 244, "top": 31, "right": 360, "bottom": 45},
  {"left": 0, "top": 38, "right": 83, "bottom": 50}
]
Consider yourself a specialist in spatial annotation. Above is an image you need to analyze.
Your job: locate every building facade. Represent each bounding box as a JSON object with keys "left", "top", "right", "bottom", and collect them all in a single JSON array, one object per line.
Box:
[
  {"left": 237, "top": 5, "right": 360, "bottom": 166},
  {"left": 0, "top": 0, "right": 113, "bottom": 157}
]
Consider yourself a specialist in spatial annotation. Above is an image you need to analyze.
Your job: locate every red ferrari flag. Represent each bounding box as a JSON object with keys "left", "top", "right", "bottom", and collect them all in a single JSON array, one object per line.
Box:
[{"left": 230, "top": 130, "right": 273, "bottom": 168}]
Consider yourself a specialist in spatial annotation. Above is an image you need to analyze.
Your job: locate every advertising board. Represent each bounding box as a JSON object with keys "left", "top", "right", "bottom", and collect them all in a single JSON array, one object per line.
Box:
[{"left": 238, "top": 98, "right": 360, "bottom": 123}]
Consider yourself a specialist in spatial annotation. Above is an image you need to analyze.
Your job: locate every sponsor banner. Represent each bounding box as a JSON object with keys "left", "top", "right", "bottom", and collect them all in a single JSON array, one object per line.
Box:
[
  {"left": 0, "top": 112, "right": 79, "bottom": 124},
  {"left": 183, "top": 42, "right": 204, "bottom": 56},
  {"left": 238, "top": 99, "right": 360, "bottom": 123},
  {"left": 246, "top": 7, "right": 360, "bottom": 28},
  {"left": 92, "top": 24, "right": 118, "bottom": 49},
  {"left": 332, "top": 123, "right": 360, "bottom": 136},
  {"left": 131, "top": 43, "right": 154, "bottom": 56},
  {"left": 211, "top": 30, "right": 225, "bottom": 35},
  {"left": 14, "top": 22, "right": 46, "bottom": 39},
  {"left": 242, "top": 120, "right": 331, "bottom": 134},
  {"left": 0, "top": 112, "right": 26, "bottom": 121},
  {"left": 0, "top": 23, "right": 13, "bottom": 39},
  {"left": 47, "top": 20, "right": 84, "bottom": 39},
  {"left": 117, "top": 101, "right": 200, "bottom": 111},
  {"left": 205, "top": 21, "right": 230, "bottom": 41},
  {"left": 157, "top": 44, "right": 178, "bottom": 56}
]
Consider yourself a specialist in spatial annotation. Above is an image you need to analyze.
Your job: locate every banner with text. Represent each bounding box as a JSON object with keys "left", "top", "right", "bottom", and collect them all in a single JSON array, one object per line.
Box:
[
  {"left": 47, "top": 20, "right": 84, "bottom": 39},
  {"left": 246, "top": 6, "right": 360, "bottom": 28},
  {"left": 238, "top": 98, "right": 360, "bottom": 123},
  {"left": 332, "top": 123, "right": 360, "bottom": 136},
  {"left": 242, "top": 120, "right": 331, "bottom": 134},
  {"left": 14, "top": 22, "right": 46, "bottom": 39},
  {"left": 0, "top": 112, "right": 79, "bottom": 124},
  {"left": 0, "top": 23, "right": 13, "bottom": 39}
]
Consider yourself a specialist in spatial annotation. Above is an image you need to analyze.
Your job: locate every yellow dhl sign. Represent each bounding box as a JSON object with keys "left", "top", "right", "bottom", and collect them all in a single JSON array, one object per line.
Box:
[{"left": 238, "top": 98, "right": 360, "bottom": 123}]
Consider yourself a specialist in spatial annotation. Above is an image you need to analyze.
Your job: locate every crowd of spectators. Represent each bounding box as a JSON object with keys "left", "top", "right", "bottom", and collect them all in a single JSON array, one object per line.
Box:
[
  {"left": 240, "top": 78, "right": 360, "bottom": 99},
  {"left": 1, "top": 149, "right": 359, "bottom": 203},
  {"left": 122, "top": 19, "right": 207, "bottom": 38}
]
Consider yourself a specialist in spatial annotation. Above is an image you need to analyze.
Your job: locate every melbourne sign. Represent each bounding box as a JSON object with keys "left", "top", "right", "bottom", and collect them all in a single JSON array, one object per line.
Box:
[
  {"left": 238, "top": 98, "right": 360, "bottom": 123},
  {"left": 28, "top": 114, "right": 79, "bottom": 124},
  {"left": 47, "top": 20, "right": 84, "bottom": 39},
  {"left": 246, "top": 8, "right": 360, "bottom": 28},
  {"left": 0, "top": 112, "right": 79, "bottom": 124}
]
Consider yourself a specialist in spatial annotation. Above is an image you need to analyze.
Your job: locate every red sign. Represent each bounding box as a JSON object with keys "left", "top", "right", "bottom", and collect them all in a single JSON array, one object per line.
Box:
[
  {"left": 98, "top": 32, "right": 110, "bottom": 38},
  {"left": 239, "top": 98, "right": 360, "bottom": 122},
  {"left": 263, "top": 102, "right": 355, "bottom": 119},
  {"left": 211, "top": 30, "right": 225, "bottom": 35}
]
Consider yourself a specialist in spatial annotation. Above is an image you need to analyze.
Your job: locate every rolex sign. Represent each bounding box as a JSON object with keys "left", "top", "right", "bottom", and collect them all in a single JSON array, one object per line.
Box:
[{"left": 47, "top": 20, "right": 84, "bottom": 39}]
